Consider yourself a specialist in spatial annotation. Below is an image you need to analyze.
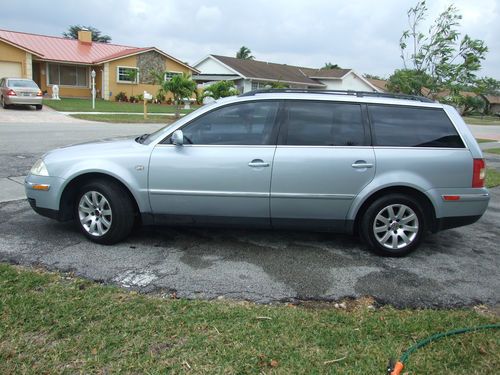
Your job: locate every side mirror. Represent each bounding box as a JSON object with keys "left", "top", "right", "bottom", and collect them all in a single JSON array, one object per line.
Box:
[{"left": 171, "top": 129, "right": 184, "bottom": 146}]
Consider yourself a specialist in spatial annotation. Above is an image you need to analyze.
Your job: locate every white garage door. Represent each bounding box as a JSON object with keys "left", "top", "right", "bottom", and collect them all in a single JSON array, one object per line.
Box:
[{"left": 0, "top": 61, "right": 22, "bottom": 78}]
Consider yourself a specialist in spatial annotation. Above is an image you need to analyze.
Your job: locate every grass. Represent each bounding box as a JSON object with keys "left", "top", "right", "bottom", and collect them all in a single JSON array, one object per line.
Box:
[
  {"left": 463, "top": 115, "right": 500, "bottom": 126},
  {"left": 486, "top": 168, "right": 500, "bottom": 188},
  {"left": 485, "top": 148, "right": 500, "bottom": 155},
  {"left": 43, "top": 98, "right": 197, "bottom": 114},
  {"left": 71, "top": 114, "right": 177, "bottom": 124},
  {"left": 476, "top": 138, "right": 497, "bottom": 143},
  {"left": 0, "top": 264, "right": 498, "bottom": 374}
]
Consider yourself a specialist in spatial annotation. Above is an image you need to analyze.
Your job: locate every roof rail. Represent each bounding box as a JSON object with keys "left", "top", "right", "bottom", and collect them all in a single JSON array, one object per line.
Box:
[{"left": 239, "top": 88, "right": 434, "bottom": 103}]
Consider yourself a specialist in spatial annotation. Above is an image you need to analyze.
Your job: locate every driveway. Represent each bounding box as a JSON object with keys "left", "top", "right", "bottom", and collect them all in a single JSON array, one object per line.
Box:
[
  {"left": 0, "top": 121, "right": 498, "bottom": 308},
  {"left": 0, "top": 103, "right": 88, "bottom": 123}
]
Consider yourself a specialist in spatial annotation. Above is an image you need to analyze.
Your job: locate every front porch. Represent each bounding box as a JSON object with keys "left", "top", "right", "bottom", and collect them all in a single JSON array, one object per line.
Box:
[{"left": 32, "top": 61, "right": 104, "bottom": 99}]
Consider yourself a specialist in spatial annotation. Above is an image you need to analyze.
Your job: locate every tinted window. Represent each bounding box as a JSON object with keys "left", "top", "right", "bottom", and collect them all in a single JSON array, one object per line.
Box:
[
  {"left": 7, "top": 79, "right": 38, "bottom": 88},
  {"left": 177, "top": 101, "right": 279, "bottom": 145},
  {"left": 369, "top": 105, "right": 464, "bottom": 148},
  {"left": 284, "top": 101, "right": 365, "bottom": 146}
]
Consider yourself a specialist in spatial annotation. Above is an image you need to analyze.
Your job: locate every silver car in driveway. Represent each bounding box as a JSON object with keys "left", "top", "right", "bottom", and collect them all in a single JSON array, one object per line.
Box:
[
  {"left": 25, "top": 90, "right": 489, "bottom": 256},
  {"left": 0, "top": 77, "right": 43, "bottom": 110}
]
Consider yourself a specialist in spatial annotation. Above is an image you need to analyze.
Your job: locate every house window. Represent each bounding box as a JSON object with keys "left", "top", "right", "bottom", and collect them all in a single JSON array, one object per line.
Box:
[
  {"left": 251, "top": 81, "right": 268, "bottom": 90},
  {"left": 117, "top": 67, "right": 139, "bottom": 83},
  {"left": 47, "top": 64, "right": 89, "bottom": 87},
  {"left": 164, "top": 71, "right": 182, "bottom": 81}
]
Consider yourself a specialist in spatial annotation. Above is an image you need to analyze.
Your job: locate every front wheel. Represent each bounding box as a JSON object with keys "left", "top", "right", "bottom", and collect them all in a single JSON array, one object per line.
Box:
[
  {"left": 74, "top": 180, "right": 135, "bottom": 245},
  {"left": 360, "top": 194, "right": 426, "bottom": 257},
  {"left": 35, "top": 104, "right": 43, "bottom": 110}
]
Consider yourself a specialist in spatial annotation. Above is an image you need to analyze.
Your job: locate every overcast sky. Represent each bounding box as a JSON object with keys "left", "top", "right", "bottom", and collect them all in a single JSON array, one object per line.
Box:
[{"left": 1, "top": 0, "right": 499, "bottom": 78}]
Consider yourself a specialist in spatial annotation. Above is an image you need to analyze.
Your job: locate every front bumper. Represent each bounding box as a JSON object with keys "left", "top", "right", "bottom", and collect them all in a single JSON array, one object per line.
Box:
[{"left": 25, "top": 174, "right": 66, "bottom": 219}]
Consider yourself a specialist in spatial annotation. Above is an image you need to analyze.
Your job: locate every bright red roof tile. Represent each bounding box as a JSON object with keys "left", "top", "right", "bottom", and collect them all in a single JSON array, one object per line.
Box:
[{"left": 0, "top": 29, "right": 140, "bottom": 64}]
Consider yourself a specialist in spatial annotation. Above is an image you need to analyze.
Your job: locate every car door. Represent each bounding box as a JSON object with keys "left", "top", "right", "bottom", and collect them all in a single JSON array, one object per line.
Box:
[
  {"left": 148, "top": 100, "right": 281, "bottom": 226},
  {"left": 270, "top": 100, "right": 375, "bottom": 231}
]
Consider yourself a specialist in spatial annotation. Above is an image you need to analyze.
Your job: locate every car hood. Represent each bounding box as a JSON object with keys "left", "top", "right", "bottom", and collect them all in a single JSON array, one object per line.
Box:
[{"left": 42, "top": 136, "right": 150, "bottom": 172}]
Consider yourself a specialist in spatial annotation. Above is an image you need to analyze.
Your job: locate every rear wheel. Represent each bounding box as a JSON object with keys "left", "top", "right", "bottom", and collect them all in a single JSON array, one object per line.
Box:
[
  {"left": 74, "top": 180, "right": 135, "bottom": 245},
  {"left": 1, "top": 96, "right": 9, "bottom": 109},
  {"left": 35, "top": 104, "right": 43, "bottom": 110},
  {"left": 360, "top": 194, "right": 426, "bottom": 257}
]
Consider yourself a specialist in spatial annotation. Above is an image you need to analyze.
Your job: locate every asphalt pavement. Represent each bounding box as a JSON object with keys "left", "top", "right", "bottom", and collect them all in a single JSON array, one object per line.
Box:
[{"left": 0, "top": 110, "right": 499, "bottom": 308}]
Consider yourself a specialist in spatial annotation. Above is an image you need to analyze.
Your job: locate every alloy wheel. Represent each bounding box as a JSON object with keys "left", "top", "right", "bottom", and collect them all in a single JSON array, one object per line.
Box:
[
  {"left": 372, "top": 204, "right": 419, "bottom": 250},
  {"left": 78, "top": 191, "right": 112, "bottom": 237}
]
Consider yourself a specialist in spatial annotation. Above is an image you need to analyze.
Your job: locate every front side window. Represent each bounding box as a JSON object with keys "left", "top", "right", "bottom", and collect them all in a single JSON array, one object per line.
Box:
[
  {"left": 48, "top": 64, "right": 88, "bottom": 87},
  {"left": 368, "top": 105, "right": 464, "bottom": 148},
  {"left": 172, "top": 101, "right": 280, "bottom": 145},
  {"left": 284, "top": 101, "right": 365, "bottom": 146},
  {"left": 117, "top": 67, "right": 139, "bottom": 83}
]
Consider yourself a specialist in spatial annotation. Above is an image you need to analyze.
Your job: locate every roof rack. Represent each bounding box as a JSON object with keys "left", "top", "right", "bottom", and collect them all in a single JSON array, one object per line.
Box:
[{"left": 239, "top": 88, "right": 434, "bottom": 103}]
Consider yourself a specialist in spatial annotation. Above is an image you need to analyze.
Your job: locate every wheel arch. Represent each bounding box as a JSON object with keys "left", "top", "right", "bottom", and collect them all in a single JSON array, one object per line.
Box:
[
  {"left": 352, "top": 185, "right": 438, "bottom": 235},
  {"left": 58, "top": 172, "right": 140, "bottom": 221}
]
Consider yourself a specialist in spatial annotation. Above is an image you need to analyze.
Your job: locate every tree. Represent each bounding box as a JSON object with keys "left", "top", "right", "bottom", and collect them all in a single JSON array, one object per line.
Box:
[
  {"left": 321, "top": 62, "right": 341, "bottom": 70},
  {"left": 203, "top": 80, "right": 239, "bottom": 100},
  {"left": 236, "top": 46, "right": 254, "bottom": 60},
  {"left": 474, "top": 77, "right": 500, "bottom": 96},
  {"left": 156, "top": 73, "right": 196, "bottom": 118},
  {"left": 127, "top": 69, "right": 138, "bottom": 97},
  {"left": 63, "top": 25, "right": 111, "bottom": 43},
  {"left": 394, "top": 1, "right": 487, "bottom": 102},
  {"left": 364, "top": 74, "right": 385, "bottom": 80},
  {"left": 387, "top": 69, "right": 432, "bottom": 96}
]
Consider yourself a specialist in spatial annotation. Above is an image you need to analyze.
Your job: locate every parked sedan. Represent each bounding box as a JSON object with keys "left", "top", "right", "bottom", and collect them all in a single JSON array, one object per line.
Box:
[
  {"left": 0, "top": 77, "right": 43, "bottom": 110},
  {"left": 25, "top": 90, "right": 489, "bottom": 256}
]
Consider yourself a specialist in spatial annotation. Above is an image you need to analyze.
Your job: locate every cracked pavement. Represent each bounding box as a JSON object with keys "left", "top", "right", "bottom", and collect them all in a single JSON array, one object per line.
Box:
[{"left": 0, "top": 116, "right": 499, "bottom": 308}]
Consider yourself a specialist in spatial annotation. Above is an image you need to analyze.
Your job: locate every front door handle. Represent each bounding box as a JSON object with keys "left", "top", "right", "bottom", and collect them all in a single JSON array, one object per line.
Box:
[
  {"left": 248, "top": 159, "right": 270, "bottom": 168},
  {"left": 352, "top": 161, "right": 374, "bottom": 169}
]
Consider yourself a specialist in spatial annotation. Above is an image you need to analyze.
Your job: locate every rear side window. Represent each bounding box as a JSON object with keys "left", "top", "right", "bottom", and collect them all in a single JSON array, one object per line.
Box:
[
  {"left": 284, "top": 101, "right": 365, "bottom": 146},
  {"left": 368, "top": 105, "right": 464, "bottom": 148}
]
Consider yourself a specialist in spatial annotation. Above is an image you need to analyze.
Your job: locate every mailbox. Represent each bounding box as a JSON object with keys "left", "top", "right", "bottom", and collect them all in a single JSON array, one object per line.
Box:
[{"left": 143, "top": 91, "right": 153, "bottom": 100}]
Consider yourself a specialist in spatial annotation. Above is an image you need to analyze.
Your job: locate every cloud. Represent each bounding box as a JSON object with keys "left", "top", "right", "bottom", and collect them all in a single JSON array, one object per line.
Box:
[{"left": 1, "top": 0, "right": 498, "bottom": 78}]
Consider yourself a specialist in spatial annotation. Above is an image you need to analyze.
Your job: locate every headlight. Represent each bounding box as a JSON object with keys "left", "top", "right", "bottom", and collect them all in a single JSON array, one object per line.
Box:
[{"left": 30, "top": 159, "right": 49, "bottom": 176}]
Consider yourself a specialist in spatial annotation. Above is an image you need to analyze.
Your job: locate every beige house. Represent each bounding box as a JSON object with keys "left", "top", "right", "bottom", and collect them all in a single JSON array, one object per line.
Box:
[{"left": 0, "top": 28, "right": 198, "bottom": 100}]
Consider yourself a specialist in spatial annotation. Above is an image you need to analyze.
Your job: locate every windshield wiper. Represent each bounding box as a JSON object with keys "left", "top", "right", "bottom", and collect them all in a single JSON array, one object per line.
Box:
[{"left": 136, "top": 133, "right": 149, "bottom": 144}]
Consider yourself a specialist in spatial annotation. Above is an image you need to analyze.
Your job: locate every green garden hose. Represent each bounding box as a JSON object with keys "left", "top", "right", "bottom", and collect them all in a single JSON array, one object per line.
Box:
[{"left": 387, "top": 323, "right": 500, "bottom": 375}]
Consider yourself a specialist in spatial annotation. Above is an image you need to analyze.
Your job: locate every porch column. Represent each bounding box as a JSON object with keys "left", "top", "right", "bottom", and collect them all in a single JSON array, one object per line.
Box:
[
  {"left": 103, "top": 63, "right": 110, "bottom": 101},
  {"left": 25, "top": 53, "right": 32, "bottom": 79}
]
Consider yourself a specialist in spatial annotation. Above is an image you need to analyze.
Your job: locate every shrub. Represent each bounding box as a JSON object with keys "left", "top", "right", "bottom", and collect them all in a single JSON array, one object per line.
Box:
[{"left": 115, "top": 91, "right": 127, "bottom": 102}]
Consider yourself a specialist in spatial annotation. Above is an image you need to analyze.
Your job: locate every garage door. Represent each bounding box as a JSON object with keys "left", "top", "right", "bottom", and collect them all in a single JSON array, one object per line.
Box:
[{"left": 0, "top": 61, "right": 22, "bottom": 78}]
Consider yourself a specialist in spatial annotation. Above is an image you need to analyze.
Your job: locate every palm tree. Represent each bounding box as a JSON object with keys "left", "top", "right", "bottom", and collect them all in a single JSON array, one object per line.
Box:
[
  {"left": 321, "top": 62, "right": 341, "bottom": 70},
  {"left": 236, "top": 46, "right": 254, "bottom": 60},
  {"left": 157, "top": 73, "right": 196, "bottom": 118}
]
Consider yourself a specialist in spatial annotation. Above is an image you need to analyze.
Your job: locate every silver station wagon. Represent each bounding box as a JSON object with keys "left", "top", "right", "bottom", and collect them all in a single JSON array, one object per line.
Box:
[{"left": 25, "top": 90, "right": 489, "bottom": 256}]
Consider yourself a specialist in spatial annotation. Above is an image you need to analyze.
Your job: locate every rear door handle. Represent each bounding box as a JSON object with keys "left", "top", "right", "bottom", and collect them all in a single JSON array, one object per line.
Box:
[
  {"left": 351, "top": 161, "right": 373, "bottom": 169},
  {"left": 248, "top": 159, "right": 270, "bottom": 168}
]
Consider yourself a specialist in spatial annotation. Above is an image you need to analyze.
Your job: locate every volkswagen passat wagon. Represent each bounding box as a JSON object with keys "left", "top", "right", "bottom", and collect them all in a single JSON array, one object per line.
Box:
[{"left": 25, "top": 90, "right": 489, "bottom": 256}]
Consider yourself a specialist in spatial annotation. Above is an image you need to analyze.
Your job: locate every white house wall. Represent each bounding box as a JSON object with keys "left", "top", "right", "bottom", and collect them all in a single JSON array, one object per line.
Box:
[
  {"left": 320, "top": 72, "right": 376, "bottom": 92},
  {"left": 196, "top": 58, "right": 237, "bottom": 75}
]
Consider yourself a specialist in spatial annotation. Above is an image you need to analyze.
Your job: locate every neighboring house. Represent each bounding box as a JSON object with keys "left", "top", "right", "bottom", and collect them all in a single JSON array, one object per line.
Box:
[
  {"left": 193, "top": 55, "right": 381, "bottom": 93},
  {"left": 0, "top": 28, "right": 198, "bottom": 100},
  {"left": 481, "top": 95, "right": 500, "bottom": 115},
  {"left": 366, "top": 78, "right": 389, "bottom": 93}
]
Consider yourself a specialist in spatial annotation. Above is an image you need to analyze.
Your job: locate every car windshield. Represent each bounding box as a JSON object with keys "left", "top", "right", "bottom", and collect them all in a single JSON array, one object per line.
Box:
[{"left": 8, "top": 79, "right": 39, "bottom": 88}]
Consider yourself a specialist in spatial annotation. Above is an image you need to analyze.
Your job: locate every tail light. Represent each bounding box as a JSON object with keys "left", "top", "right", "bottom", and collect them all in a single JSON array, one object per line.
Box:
[
  {"left": 37, "top": 90, "right": 43, "bottom": 96},
  {"left": 472, "top": 158, "right": 486, "bottom": 188},
  {"left": 6, "top": 89, "right": 16, "bottom": 96}
]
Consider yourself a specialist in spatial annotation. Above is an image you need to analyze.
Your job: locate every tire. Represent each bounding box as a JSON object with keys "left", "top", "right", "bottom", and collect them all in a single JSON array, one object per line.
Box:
[
  {"left": 1, "top": 96, "right": 9, "bottom": 109},
  {"left": 360, "top": 194, "right": 426, "bottom": 257},
  {"left": 74, "top": 180, "right": 135, "bottom": 245},
  {"left": 35, "top": 104, "right": 43, "bottom": 110}
]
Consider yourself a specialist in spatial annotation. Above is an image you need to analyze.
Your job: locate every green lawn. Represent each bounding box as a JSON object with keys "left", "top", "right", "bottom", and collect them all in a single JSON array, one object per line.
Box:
[
  {"left": 0, "top": 264, "right": 498, "bottom": 374},
  {"left": 71, "top": 114, "right": 177, "bottom": 124},
  {"left": 486, "top": 168, "right": 500, "bottom": 188},
  {"left": 43, "top": 98, "right": 198, "bottom": 114},
  {"left": 476, "top": 138, "right": 497, "bottom": 143},
  {"left": 463, "top": 116, "right": 500, "bottom": 126},
  {"left": 485, "top": 148, "right": 500, "bottom": 155}
]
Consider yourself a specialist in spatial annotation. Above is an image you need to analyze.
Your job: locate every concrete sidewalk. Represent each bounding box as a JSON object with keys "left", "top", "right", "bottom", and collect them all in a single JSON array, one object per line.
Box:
[{"left": 0, "top": 176, "right": 25, "bottom": 203}]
